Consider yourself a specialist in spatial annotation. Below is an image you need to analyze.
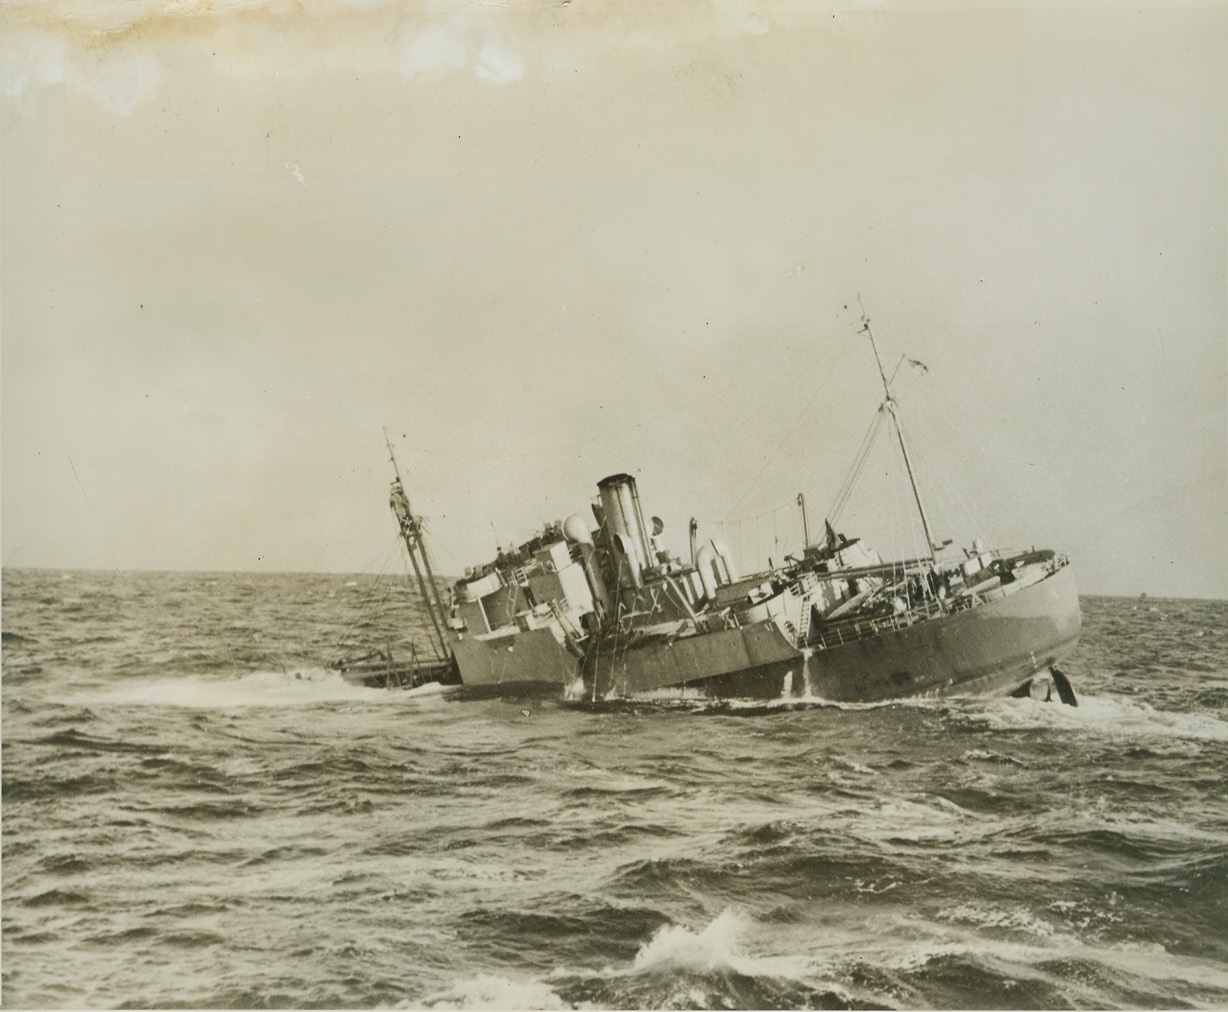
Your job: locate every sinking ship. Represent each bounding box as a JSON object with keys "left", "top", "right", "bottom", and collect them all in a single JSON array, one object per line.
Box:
[
  {"left": 336, "top": 312, "right": 1080, "bottom": 704},
  {"left": 442, "top": 516, "right": 598, "bottom": 689},
  {"left": 577, "top": 473, "right": 1079, "bottom": 704},
  {"left": 331, "top": 463, "right": 593, "bottom": 692},
  {"left": 578, "top": 312, "right": 1080, "bottom": 703}
]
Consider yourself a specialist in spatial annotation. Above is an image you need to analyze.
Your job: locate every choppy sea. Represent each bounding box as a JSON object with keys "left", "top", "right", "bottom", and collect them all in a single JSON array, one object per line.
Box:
[{"left": 3, "top": 568, "right": 1227, "bottom": 1010}]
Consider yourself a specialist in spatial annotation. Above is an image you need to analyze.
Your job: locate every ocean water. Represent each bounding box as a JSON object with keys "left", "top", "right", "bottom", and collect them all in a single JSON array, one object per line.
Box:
[{"left": 3, "top": 568, "right": 1228, "bottom": 1010}]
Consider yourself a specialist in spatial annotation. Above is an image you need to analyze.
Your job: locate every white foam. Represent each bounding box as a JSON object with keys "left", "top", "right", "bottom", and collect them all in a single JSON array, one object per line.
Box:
[
  {"left": 821, "top": 901, "right": 1228, "bottom": 996},
  {"left": 60, "top": 668, "right": 454, "bottom": 710},
  {"left": 966, "top": 692, "right": 1228, "bottom": 743},
  {"left": 940, "top": 902, "right": 1060, "bottom": 939},
  {"left": 417, "top": 973, "right": 568, "bottom": 1010},
  {"left": 838, "top": 758, "right": 878, "bottom": 776},
  {"left": 534, "top": 907, "right": 844, "bottom": 1005},
  {"left": 963, "top": 748, "right": 1024, "bottom": 766},
  {"left": 614, "top": 686, "right": 714, "bottom": 702},
  {"left": 631, "top": 908, "right": 745, "bottom": 973},
  {"left": 620, "top": 907, "right": 820, "bottom": 984}
]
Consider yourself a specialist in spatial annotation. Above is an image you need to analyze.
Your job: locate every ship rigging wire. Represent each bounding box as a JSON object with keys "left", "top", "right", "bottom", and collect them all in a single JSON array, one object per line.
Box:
[
  {"left": 332, "top": 535, "right": 414, "bottom": 653},
  {"left": 68, "top": 456, "right": 119, "bottom": 570},
  {"left": 724, "top": 337, "right": 855, "bottom": 521},
  {"left": 828, "top": 406, "right": 886, "bottom": 525},
  {"left": 393, "top": 331, "right": 849, "bottom": 464},
  {"left": 912, "top": 438, "right": 991, "bottom": 553},
  {"left": 380, "top": 311, "right": 955, "bottom": 581}
]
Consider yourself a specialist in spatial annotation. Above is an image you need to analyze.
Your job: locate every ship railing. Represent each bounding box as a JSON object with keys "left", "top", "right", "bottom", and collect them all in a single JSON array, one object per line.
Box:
[
  {"left": 809, "top": 594, "right": 945, "bottom": 650},
  {"left": 805, "top": 550, "right": 1070, "bottom": 651},
  {"left": 508, "top": 562, "right": 541, "bottom": 586}
]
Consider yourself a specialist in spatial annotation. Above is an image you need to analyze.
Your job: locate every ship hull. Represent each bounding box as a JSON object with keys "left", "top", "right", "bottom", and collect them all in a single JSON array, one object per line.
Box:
[
  {"left": 451, "top": 627, "right": 579, "bottom": 688},
  {"left": 589, "top": 565, "right": 1081, "bottom": 702}
]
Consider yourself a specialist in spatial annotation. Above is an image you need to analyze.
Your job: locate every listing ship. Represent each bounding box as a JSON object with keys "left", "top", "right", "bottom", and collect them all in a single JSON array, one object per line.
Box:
[
  {"left": 444, "top": 515, "right": 598, "bottom": 689},
  {"left": 579, "top": 310, "right": 1080, "bottom": 704},
  {"left": 337, "top": 311, "right": 1080, "bottom": 704},
  {"left": 578, "top": 471, "right": 1080, "bottom": 703}
]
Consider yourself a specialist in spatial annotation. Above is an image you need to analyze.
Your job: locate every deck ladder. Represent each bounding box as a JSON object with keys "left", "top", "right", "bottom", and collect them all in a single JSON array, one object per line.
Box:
[{"left": 795, "top": 600, "right": 813, "bottom": 648}]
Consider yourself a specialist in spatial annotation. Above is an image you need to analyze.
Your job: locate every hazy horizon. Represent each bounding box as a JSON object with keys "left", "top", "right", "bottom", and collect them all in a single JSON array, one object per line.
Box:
[
  {"left": 5, "top": 565, "right": 1224, "bottom": 606},
  {"left": 3, "top": 0, "right": 1226, "bottom": 600}
]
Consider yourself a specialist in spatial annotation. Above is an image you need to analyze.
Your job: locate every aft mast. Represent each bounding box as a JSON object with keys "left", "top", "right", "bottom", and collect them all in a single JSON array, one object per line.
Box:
[
  {"left": 857, "top": 301, "right": 943, "bottom": 576},
  {"left": 383, "top": 428, "right": 452, "bottom": 661}
]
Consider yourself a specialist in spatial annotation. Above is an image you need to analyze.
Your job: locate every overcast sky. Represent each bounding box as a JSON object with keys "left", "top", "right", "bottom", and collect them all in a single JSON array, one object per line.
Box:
[{"left": 3, "top": 0, "right": 1225, "bottom": 599}]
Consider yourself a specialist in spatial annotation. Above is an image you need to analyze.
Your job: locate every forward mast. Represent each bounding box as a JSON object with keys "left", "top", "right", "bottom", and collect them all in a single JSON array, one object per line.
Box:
[{"left": 858, "top": 303, "right": 944, "bottom": 589}]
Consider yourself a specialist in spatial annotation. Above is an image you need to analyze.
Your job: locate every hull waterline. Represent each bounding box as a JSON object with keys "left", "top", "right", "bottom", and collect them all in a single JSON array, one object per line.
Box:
[{"left": 588, "top": 565, "right": 1081, "bottom": 702}]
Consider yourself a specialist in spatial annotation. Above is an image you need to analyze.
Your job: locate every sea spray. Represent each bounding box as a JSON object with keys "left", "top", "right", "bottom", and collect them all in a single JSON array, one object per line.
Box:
[
  {"left": 416, "top": 974, "right": 570, "bottom": 1010},
  {"left": 630, "top": 908, "right": 746, "bottom": 974}
]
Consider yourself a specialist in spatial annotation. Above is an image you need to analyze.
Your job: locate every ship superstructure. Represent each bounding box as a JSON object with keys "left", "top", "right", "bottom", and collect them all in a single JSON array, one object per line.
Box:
[
  {"left": 579, "top": 470, "right": 1079, "bottom": 703},
  {"left": 576, "top": 306, "right": 1080, "bottom": 703},
  {"left": 336, "top": 309, "right": 1080, "bottom": 704}
]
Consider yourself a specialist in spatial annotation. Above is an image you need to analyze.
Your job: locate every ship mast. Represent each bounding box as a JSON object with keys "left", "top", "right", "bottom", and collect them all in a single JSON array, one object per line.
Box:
[
  {"left": 858, "top": 303, "right": 942, "bottom": 574},
  {"left": 383, "top": 428, "right": 452, "bottom": 660}
]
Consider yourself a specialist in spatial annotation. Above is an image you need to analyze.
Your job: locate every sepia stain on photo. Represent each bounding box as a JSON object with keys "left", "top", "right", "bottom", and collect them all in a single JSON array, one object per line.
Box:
[{"left": 3, "top": 1, "right": 1227, "bottom": 1009}]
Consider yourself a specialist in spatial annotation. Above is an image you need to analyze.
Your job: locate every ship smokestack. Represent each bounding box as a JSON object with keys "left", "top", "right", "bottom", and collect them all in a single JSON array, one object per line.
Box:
[{"left": 597, "top": 473, "right": 654, "bottom": 587}]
